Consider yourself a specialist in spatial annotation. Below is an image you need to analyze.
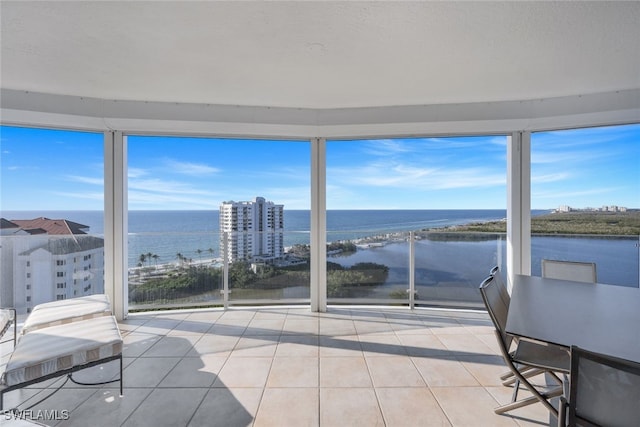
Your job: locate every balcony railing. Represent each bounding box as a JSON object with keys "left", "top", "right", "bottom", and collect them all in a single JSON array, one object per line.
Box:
[
  {"left": 2, "top": 230, "right": 637, "bottom": 314},
  {"left": 126, "top": 230, "right": 640, "bottom": 311}
]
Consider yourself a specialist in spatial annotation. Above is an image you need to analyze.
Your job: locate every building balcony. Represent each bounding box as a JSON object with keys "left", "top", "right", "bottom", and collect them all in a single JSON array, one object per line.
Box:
[{"left": 2, "top": 306, "right": 554, "bottom": 426}]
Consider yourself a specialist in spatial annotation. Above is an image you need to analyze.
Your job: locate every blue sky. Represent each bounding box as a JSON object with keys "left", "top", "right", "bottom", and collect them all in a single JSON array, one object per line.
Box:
[{"left": 1, "top": 124, "right": 638, "bottom": 211}]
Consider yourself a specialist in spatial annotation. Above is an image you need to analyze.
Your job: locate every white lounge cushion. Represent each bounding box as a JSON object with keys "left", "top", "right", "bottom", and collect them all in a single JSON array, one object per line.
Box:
[
  {"left": 2, "top": 316, "right": 122, "bottom": 387},
  {"left": 22, "top": 295, "right": 111, "bottom": 334}
]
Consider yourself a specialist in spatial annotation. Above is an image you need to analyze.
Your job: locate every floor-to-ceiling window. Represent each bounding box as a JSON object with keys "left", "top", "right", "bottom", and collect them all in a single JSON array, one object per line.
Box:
[
  {"left": 530, "top": 123, "right": 640, "bottom": 287},
  {"left": 325, "top": 135, "right": 508, "bottom": 308},
  {"left": 0, "top": 125, "right": 105, "bottom": 313},
  {"left": 126, "top": 136, "right": 310, "bottom": 310}
]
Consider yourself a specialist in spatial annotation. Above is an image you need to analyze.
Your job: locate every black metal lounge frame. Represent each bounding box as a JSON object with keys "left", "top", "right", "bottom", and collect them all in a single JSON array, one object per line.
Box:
[
  {"left": 0, "top": 354, "right": 122, "bottom": 411},
  {"left": 0, "top": 308, "right": 17, "bottom": 346}
]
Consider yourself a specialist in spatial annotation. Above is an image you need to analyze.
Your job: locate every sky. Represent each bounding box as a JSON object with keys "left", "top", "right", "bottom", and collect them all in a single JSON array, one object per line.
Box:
[{"left": 1, "top": 124, "right": 638, "bottom": 211}]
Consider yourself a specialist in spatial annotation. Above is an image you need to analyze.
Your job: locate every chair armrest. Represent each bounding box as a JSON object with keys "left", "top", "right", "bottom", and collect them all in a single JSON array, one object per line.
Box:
[{"left": 557, "top": 396, "right": 568, "bottom": 427}]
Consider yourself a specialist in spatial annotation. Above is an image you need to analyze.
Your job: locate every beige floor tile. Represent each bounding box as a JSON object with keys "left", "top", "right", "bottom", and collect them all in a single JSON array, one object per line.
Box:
[
  {"left": 254, "top": 388, "right": 319, "bottom": 427},
  {"left": 366, "top": 356, "right": 425, "bottom": 387},
  {"left": 13, "top": 307, "right": 563, "bottom": 427},
  {"left": 158, "top": 355, "right": 226, "bottom": 388},
  {"left": 397, "top": 333, "right": 449, "bottom": 357},
  {"left": 122, "top": 332, "right": 162, "bottom": 358},
  {"left": 360, "top": 333, "right": 408, "bottom": 357},
  {"left": 320, "top": 357, "right": 372, "bottom": 388},
  {"left": 434, "top": 333, "right": 495, "bottom": 355},
  {"left": 282, "top": 319, "right": 318, "bottom": 335},
  {"left": 168, "top": 319, "right": 214, "bottom": 335},
  {"left": 62, "top": 388, "right": 153, "bottom": 427},
  {"left": 213, "top": 357, "right": 272, "bottom": 388},
  {"left": 184, "top": 309, "right": 224, "bottom": 322},
  {"left": 376, "top": 387, "right": 452, "bottom": 427},
  {"left": 188, "top": 388, "right": 262, "bottom": 427},
  {"left": 319, "top": 318, "right": 357, "bottom": 336},
  {"left": 353, "top": 319, "right": 393, "bottom": 335},
  {"left": 134, "top": 318, "right": 183, "bottom": 335},
  {"left": 231, "top": 336, "right": 279, "bottom": 357},
  {"left": 245, "top": 319, "right": 285, "bottom": 335},
  {"left": 117, "top": 318, "right": 147, "bottom": 333},
  {"left": 252, "top": 309, "right": 290, "bottom": 320},
  {"left": 320, "top": 387, "right": 384, "bottom": 427},
  {"left": 187, "top": 334, "right": 239, "bottom": 357},
  {"left": 123, "top": 357, "right": 181, "bottom": 388},
  {"left": 390, "top": 319, "right": 435, "bottom": 335},
  {"left": 143, "top": 335, "right": 201, "bottom": 357},
  {"left": 19, "top": 387, "right": 101, "bottom": 422},
  {"left": 122, "top": 388, "right": 208, "bottom": 427},
  {"left": 207, "top": 324, "right": 248, "bottom": 336},
  {"left": 267, "top": 356, "right": 318, "bottom": 388},
  {"left": 215, "top": 311, "right": 255, "bottom": 325},
  {"left": 456, "top": 354, "right": 510, "bottom": 387},
  {"left": 475, "top": 332, "right": 502, "bottom": 355},
  {"left": 276, "top": 335, "right": 319, "bottom": 357},
  {"left": 432, "top": 386, "right": 518, "bottom": 427},
  {"left": 413, "top": 356, "right": 480, "bottom": 387}
]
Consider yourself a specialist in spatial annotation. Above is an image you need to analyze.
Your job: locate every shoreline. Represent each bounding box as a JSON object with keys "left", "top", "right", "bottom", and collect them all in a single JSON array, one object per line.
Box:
[{"left": 433, "top": 211, "right": 640, "bottom": 236}]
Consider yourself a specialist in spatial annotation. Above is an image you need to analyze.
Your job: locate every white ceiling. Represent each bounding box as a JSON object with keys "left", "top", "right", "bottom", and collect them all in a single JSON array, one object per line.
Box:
[{"left": 1, "top": 1, "right": 639, "bottom": 110}]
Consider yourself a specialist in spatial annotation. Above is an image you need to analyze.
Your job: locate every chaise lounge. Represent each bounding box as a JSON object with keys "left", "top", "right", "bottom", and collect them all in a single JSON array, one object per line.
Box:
[{"left": 0, "top": 296, "right": 123, "bottom": 411}]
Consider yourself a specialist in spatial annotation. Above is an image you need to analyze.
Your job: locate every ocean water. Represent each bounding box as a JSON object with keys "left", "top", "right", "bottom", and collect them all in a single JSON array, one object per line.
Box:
[
  {"left": 2, "top": 209, "right": 514, "bottom": 265},
  {"left": 3, "top": 209, "right": 638, "bottom": 287}
]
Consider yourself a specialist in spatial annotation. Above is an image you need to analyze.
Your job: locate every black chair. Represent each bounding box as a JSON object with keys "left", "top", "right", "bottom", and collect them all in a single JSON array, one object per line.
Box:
[
  {"left": 479, "top": 273, "right": 569, "bottom": 416},
  {"left": 558, "top": 346, "right": 640, "bottom": 427}
]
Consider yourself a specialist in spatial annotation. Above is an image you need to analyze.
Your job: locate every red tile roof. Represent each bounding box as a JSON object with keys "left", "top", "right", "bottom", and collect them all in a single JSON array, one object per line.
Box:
[{"left": 9, "top": 217, "right": 90, "bottom": 235}]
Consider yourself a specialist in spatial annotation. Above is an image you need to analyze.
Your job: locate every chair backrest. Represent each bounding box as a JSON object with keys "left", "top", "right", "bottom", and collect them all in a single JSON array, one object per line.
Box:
[
  {"left": 541, "top": 259, "right": 596, "bottom": 283},
  {"left": 567, "top": 346, "right": 640, "bottom": 427},
  {"left": 479, "top": 273, "right": 513, "bottom": 349}
]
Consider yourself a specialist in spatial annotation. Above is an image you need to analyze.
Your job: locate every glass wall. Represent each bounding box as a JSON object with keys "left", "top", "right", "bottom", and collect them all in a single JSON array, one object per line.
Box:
[
  {"left": 0, "top": 126, "right": 105, "bottom": 313},
  {"left": 126, "top": 136, "right": 310, "bottom": 310},
  {"left": 325, "top": 136, "right": 508, "bottom": 308},
  {"left": 530, "top": 124, "right": 640, "bottom": 287}
]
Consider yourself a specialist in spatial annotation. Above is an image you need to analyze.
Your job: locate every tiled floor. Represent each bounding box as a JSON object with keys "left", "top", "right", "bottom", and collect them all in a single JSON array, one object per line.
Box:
[{"left": 2, "top": 307, "right": 558, "bottom": 426}]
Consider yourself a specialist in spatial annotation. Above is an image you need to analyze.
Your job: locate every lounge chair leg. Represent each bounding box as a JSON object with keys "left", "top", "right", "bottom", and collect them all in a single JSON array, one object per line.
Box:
[
  {"left": 496, "top": 386, "right": 563, "bottom": 415},
  {"left": 119, "top": 355, "right": 123, "bottom": 397}
]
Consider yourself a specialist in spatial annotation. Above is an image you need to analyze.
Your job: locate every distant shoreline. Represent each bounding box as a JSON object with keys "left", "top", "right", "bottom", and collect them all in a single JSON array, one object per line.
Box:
[{"left": 436, "top": 211, "right": 640, "bottom": 235}]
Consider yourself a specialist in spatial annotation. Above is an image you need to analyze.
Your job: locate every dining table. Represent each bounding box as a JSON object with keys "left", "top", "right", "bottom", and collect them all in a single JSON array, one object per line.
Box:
[{"left": 505, "top": 274, "right": 640, "bottom": 363}]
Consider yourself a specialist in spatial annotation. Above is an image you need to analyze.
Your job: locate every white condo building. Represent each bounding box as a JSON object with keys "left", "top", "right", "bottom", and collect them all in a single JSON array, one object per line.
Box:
[
  {"left": 0, "top": 218, "right": 104, "bottom": 314},
  {"left": 219, "top": 197, "right": 284, "bottom": 264}
]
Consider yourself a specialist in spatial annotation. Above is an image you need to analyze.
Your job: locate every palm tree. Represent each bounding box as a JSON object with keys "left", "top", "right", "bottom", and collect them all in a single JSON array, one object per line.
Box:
[
  {"left": 146, "top": 252, "right": 153, "bottom": 267},
  {"left": 196, "top": 248, "right": 203, "bottom": 262},
  {"left": 176, "top": 252, "right": 184, "bottom": 265},
  {"left": 207, "top": 247, "right": 215, "bottom": 259},
  {"left": 152, "top": 254, "right": 160, "bottom": 269},
  {"left": 139, "top": 253, "right": 147, "bottom": 266}
]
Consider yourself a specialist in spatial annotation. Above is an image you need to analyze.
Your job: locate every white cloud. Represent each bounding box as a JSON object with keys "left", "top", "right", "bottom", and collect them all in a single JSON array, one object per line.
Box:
[
  {"left": 163, "top": 159, "right": 219, "bottom": 176},
  {"left": 65, "top": 175, "right": 103, "bottom": 185},
  {"left": 52, "top": 191, "right": 103, "bottom": 201},
  {"left": 128, "top": 168, "right": 148, "bottom": 178},
  {"left": 330, "top": 162, "right": 505, "bottom": 190},
  {"left": 531, "top": 172, "right": 570, "bottom": 184}
]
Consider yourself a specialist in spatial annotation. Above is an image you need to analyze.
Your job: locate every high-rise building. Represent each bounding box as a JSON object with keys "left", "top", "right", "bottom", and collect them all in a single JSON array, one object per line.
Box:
[
  {"left": 0, "top": 217, "right": 104, "bottom": 314},
  {"left": 219, "top": 197, "right": 284, "bottom": 264}
]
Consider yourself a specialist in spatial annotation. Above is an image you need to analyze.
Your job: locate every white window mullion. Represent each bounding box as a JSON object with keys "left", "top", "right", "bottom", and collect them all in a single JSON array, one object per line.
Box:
[
  {"left": 104, "top": 131, "right": 128, "bottom": 320},
  {"left": 506, "top": 131, "right": 531, "bottom": 291},
  {"left": 310, "top": 137, "right": 327, "bottom": 312}
]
